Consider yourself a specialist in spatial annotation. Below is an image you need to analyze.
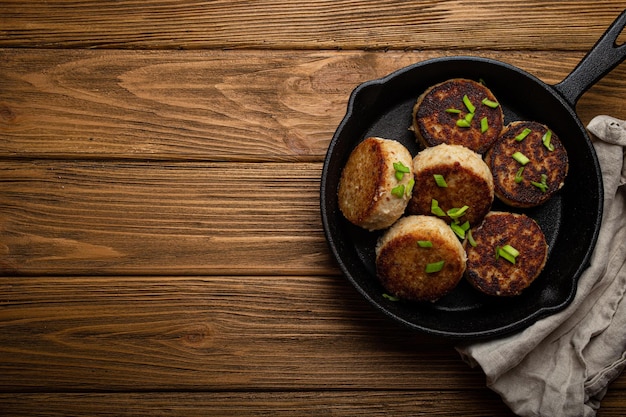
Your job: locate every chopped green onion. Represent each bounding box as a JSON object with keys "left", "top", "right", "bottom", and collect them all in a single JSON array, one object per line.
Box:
[
  {"left": 501, "top": 244, "right": 520, "bottom": 258},
  {"left": 497, "top": 247, "right": 517, "bottom": 264},
  {"left": 456, "top": 119, "right": 471, "bottom": 128},
  {"left": 417, "top": 240, "right": 433, "bottom": 248},
  {"left": 391, "top": 184, "right": 405, "bottom": 198},
  {"left": 433, "top": 174, "right": 448, "bottom": 188},
  {"left": 515, "top": 128, "right": 532, "bottom": 142},
  {"left": 512, "top": 151, "right": 530, "bottom": 166},
  {"left": 446, "top": 108, "right": 462, "bottom": 114},
  {"left": 463, "top": 95, "right": 476, "bottom": 114},
  {"left": 383, "top": 293, "right": 400, "bottom": 301},
  {"left": 531, "top": 174, "right": 549, "bottom": 193},
  {"left": 447, "top": 205, "right": 469, "bottom": 220},
  {"left": 464, "top": 112, "right": 475, "bottom": 123},
  {"left": 480, "top": 117, "right": 489, "bottom": 133},
  {"left": 425, "top": 260, "right": 445, "bottom": 273},
  {"left": 542, "top": 129, "right": 555, "bottom": 151},
  {"left": 460, "top": 221, "right": 471, "bottom": 231},
  {"left": 393, "top": 161, "right": 410, "bottom": 180},
  {"left": 481, "top": 98, "right": 499, "bottom": 108},
  {"left": 431, "top": 199, "right": 446, "bottom": 217},
  {"left": 406, "top": 178, "right": 415, "bottom": 196},
  {"left": 450, "top": 222, "right": 466, "bottom": 239},
  {"left": 393, "top": 161, "right": 410, "bottom": 173},
  {"left": 515, "top": 166, "right": 525, "bottom": 183},
  {"left": 467, "top": 229, "right": 477, "bottom": 247}
]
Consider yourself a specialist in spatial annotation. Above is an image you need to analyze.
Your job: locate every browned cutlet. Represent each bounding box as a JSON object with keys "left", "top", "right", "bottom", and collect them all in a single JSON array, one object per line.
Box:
[
  {"left": 376, "top": 215, "right": 467, "bottom": 302},
  {"left": 412, "top": 78, "right": 504, "bottom": 154},
  {"left": 407, "top": 143, "right": 494, "bottom": 227},
  {"left": 485, "top": 121, "right": 568, "bottom": 208},
  {"left": 338, "top": 137, "right": 414, "bottom": 231},
  {"left": 464, "top": 212, "right": 548, "bottom": 296}
]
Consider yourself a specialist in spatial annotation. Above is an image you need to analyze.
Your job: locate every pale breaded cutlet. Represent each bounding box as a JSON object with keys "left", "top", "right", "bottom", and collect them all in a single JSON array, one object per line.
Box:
[
  {"left": 376, "top": 215, "right": 467, "bottom": 302},
  {"left": 412, "top": 78, "right": 504, "bottom": 154},
  {"left": 485, "top": 121, "right": 568, "bottom": 208},
  {"left": 338, "top": 137, "right": 414, "bottom": 231},
  {"left": 407, "top": 144, "right": 494, "bottom": 227},
  {"left": 464, "top": 212, "right": 548, "bottom": 297}
]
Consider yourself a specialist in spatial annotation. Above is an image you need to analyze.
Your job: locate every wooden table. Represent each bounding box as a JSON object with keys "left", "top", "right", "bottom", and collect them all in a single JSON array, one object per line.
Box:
[{"left": 1, "top": 1, "right": 625, "bottom": 415}]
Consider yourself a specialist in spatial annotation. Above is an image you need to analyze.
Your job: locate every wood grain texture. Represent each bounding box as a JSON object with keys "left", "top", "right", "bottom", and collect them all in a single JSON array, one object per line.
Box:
[
  {"left": 0, "top": 391, "right": 517, "bottom": 416},
  {"left": 3, "top": 1, "right": 626, "bottom": 415},
  {"left": 0, "top": 161, "right": 330, "bottom": 276},
  {"left": 0, "top": 276, "right": 479, "bottom": 391},
  {"left": 0, "top": 0, "right": 624, "bottom": 50},
  {"left": 1, "top": 49, "right": 625, "bottom": 161}
]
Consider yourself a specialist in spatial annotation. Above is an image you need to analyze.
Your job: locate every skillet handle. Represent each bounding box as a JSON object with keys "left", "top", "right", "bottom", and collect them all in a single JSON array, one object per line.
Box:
[{"left": 554, "top": 9, "right": 626, "bottom": 107}]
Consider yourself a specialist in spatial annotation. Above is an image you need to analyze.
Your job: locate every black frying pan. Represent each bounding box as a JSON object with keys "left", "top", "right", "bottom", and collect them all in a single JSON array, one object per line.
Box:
[{"left": 321, "top": 10, "right": 626, "bottom": 339}]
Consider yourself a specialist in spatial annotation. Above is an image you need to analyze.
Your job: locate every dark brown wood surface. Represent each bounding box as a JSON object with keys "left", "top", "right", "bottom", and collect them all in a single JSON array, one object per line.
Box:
[{"left": 1, "top": 1, "right": 626, "bottom": 415}]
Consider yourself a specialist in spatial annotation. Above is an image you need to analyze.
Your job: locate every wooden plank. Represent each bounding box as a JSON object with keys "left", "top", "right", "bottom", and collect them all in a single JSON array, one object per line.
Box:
[
  {"left": 0, "top": 161, "right": 332, "bottom": 276},
  {"left": 0, "top": 276, "right": 484, "bottom": 391},
  {"left": 0, "top": 391, "right": 516, "bottom": 416},
  {"left": 1, "top": 49, "right": 625, "bottom": 161},
  {"left": 0, "top": 1, "right": 624, "bottom": 50}
]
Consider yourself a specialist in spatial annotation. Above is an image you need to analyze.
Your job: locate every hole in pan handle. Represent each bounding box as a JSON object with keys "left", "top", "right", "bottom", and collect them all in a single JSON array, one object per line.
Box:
[{"left": 554, "top": 9, "right": 626, "bottom": 107}]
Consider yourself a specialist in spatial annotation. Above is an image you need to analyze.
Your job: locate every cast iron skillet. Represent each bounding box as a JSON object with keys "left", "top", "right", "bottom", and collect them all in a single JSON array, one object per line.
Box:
[{"left": 321, "top": 10, "right": 626, "bottom": 340}]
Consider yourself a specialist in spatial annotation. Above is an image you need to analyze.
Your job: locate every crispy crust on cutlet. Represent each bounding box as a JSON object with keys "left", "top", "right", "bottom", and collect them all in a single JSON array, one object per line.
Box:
[
  {"left": 376, "top": 216, "right": 466, "bottom": 302},
  {"left": 464, "top": 212, "right": 548, "bottom": 296},
  {"left": 486, "top": 121, "right": 568, "bottom": 208},
  {"left": 412, "top": 78, "right": 504, "bottom": 154},
  {"left": 338, "top": 137, "right": 413, "bottom": 231},
  {"left": 407, "top": 144, "right": 494, "bottom": 226}
]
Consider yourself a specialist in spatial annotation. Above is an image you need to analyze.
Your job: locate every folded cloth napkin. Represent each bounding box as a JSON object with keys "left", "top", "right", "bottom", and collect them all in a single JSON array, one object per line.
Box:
[{"left": 457, "top": 115, "right": 626, "bottom": 417}]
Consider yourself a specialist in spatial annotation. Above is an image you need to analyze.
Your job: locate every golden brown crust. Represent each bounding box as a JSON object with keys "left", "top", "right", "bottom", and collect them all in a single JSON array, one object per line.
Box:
[
  {"left": 412, "top": 78, "right": 504, "bottom": 154},
  {"left": 407, "top": 144, "right": 494, "bottom": 227},
  {"left": 464, "top": 212, "right": 548, "bottom": 296},
  {"left": 338, "top": 137, "right": 413, "bottom": 231},
  {"left": 486, "top": 121, "right": 568, "bottom": 208},
  {"left": 376, "top": 216, "right": 466, "bottom": 302}
]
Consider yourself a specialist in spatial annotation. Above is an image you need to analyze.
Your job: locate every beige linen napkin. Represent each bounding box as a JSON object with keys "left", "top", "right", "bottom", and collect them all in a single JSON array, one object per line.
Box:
[{"left": 457, "top": 115, "right": 626, "bottom": 417}]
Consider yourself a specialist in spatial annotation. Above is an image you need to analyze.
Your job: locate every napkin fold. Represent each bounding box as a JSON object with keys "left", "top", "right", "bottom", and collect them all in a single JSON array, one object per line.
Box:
[{"left": 457, "top": 115, "right": 626, "bottom": 417}]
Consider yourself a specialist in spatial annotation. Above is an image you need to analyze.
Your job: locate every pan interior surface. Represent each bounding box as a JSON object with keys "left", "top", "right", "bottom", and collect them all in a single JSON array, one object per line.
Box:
[{"left": 321, "top": 57, "right": 602, "bottom": 339}]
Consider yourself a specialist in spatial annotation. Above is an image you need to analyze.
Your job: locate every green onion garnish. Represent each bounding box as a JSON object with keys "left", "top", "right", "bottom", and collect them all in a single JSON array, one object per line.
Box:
[
  {"left": 393, "top": 161, "right": 410, "bottom": 180},
  {"left": 417, "top": 240, "right": 433, "bottom": 248},
  {"left": 460, "top": 221, "right": 470, "bottom": 231},
  {"left": 391, "top": 184, "right": 405, "bottom": 198},
  {"left": 531, "top": 174, "right": 549, "bottom": 193},
  {"left": 383, "top": 293, "right": 400, "bottom": 301},
  {"left": 512, "top": 151, "right": 530, "bottom": 165},
  {"left": 433, "top": 174, "right": 448, "bottom": 188},
  {"left": 431, "top": 199, "right": 446, "bottom": 217},
  {"left": 463, "top": 95, "right": 476, "bottom": 114},
  {"left": 446, "top": 108, "right": 462, "bottom": 114},
  {"left": 481, "top": 98, "right": 499, "bottom": 108},
  {"left": 480, "top": 117, "right": 488, "bottom": 133},
  {"left": 464, "top": 112, "right": 475, "bottom": 123},
  {"left": 515, "top": 166, "right": 525, "bottom": 183},
  {"left": 447, "top": 205, "right": 469, "bottom": 220},
  {"left": 501, "top": 244, "right": 520, "bottom": 258},
  {"left": 450, "top": 222, "right": 466, "bottom": 239},
  {"left": 467, "top": 229, "right": 477, "bottom": 247},
  {"left": 406, "top": 178, "right": 415, "bottom": 196},
  {"left": 515, "top": 128, "right": 532, "bottom": 142},
  {"left": 425, "top": 260, "right": 445, "bottom": 273},
  {"left": 542, "top": 129, "right": 555, "bottom": 151},
  {"left": 456, "top": 119, "right": 471, "bottom": 128},
  {"left": 498, "top": 248, "right": 517, "bottom": 264}
]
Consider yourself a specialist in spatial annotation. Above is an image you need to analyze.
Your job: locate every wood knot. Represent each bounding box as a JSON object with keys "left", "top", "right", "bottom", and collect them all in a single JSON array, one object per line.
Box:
[
  {"left": 181, "top": 324, "right": 213, "bottom": 347},
  {"left": 0, "top": 103, "right": 17, "bottom": 123}
]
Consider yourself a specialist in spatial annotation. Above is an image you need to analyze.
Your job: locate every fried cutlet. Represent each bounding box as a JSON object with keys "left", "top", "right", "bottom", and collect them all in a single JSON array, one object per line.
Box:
[{"left": 412, "top": 78, "right": 504, "bottom": 154}]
